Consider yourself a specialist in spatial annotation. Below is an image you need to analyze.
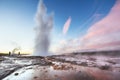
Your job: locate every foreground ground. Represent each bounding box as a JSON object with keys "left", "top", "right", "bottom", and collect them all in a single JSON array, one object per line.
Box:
[{"left": 0, "top": 51, "right": 120, "bottom": 80}]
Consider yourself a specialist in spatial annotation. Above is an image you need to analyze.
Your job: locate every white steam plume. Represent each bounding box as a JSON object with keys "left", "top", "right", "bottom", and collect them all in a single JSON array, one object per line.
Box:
[
  {"left": 33, "top": 0, "right": 53, "bottom": 56},
  {"left": 12, "top": 47, "right": 21, "bottom": 54}
]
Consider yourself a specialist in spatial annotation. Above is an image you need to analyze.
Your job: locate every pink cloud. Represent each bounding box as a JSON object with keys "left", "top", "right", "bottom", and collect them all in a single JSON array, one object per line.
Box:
[
  {"left": 81, "top": 0, "right": 120, "bottom": 50},
  {"left": 63, "top": 17, "right": 71, "bottom": 35},
  {"left": 87, "top": 41, "right": 120, "bottom": 49},
  {"left": 84, "top": 0, "right": 120, "bottom": 40}
]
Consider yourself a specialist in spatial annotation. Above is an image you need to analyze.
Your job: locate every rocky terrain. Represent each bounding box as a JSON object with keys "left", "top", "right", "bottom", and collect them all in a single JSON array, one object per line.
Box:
[{"left": 0, "top": 50, "right": 120, "bottom": 80}]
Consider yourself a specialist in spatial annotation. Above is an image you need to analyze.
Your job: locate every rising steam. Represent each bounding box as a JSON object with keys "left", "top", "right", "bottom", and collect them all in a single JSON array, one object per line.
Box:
[
  {"left": 12, "top": 47, "right": 21, "bottom": 54},
  {"left": 33, "top": 0, "right": 53, "bottom": 56}
]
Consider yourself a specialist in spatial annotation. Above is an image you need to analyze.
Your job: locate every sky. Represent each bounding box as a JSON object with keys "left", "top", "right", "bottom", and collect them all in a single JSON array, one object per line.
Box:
[{"left": 0, "top": 0, "right": 119, "bottom": 54}]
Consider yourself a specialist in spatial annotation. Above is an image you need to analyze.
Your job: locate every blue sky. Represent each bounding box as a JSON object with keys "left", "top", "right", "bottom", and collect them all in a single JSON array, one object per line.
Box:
[
  {"left": 0, "top": 0, "right": 117, "bottom": 53},
  {"left": 45, "top": 0, "right": 115, "bottom": 37}
]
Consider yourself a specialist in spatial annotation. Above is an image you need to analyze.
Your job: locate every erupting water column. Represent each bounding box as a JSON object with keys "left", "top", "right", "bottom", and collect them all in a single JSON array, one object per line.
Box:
[{"left": 33, "top": 0, "right": 53, "bottom": 56}]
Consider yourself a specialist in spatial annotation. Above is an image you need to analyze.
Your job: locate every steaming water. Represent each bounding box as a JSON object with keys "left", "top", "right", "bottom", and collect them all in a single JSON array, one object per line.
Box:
[{"left": 33, "top": 0, "right": 53, "bottom": 56}]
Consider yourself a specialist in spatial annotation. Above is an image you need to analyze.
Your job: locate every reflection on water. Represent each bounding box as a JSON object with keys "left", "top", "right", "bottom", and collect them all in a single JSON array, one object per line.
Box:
[
  {"left": 3, "top": 66, "right": 34, "bottom": 80},
  {"left": 3, "top": 64, "right": 95, "bottom": 80},
  {"left": 2, "top": 56, "right": 120, "bottom": 80},
  {"left": 32, "top": 66, "right": 95, "bottom": 80},
  {"left": 3, "top": 63, "right": 120, "bottom": 80}
]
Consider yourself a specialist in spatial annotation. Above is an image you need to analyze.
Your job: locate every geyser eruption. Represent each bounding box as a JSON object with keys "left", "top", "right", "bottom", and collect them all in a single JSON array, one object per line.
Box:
[{"left": 33, "top": 0, "right": 53, "bottom": 56}]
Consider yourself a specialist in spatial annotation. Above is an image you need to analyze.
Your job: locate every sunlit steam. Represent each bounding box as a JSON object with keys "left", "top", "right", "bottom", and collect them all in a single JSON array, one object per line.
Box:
[{"left": 33, "top": 0, "right": 53, "bottom": 56}]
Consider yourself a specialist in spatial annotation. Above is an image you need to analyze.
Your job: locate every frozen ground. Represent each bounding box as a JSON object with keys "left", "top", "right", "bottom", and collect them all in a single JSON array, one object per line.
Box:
[{"left": 0, "top": 50, "right": 120, "bottom": 80}]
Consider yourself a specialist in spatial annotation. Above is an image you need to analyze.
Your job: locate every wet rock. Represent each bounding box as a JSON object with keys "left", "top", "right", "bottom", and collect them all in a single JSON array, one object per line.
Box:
[
  {"left": 75, "top": 71, "right": 95, "bottom": 80},
  {"left": 0, "top": 57, "right": 5, "bottom": 62},
  {"left": 80, "top": 62, "right": 88, "bottom": 66},
  {"left": 34, "top": 76, "right": 38, "bottom": 79},
  {"left": 88, "top": 57, "right": 96, "bottom": 61},
  {"left": 107, "top": 60, "right": 116, "bottom": 64},
  {"left": 14, "top": 73, "right": 19, "bottom": 76},
  {"left": 99, "top": 65, "right": 110, "bottom": 70},
  {"left": 26, "top": 67, "right": 33, "bottom": 70},
  {"left": 52, "top": 64, "right": 73, "bottom": 70},
  {"left": 55, "top": 78, "right": 61, "bottom": 80},
  {"left": 32, "top": 59, "right": 53, "bottom": 66},
  {"left": 54, "top": 75, "right": 58, "bottom": 77}
]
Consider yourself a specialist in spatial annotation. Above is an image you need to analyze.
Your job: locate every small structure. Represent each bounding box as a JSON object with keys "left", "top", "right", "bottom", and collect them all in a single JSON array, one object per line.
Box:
[
  {"left": 18, "top": 52, "right": 20, "bottom": 56},
  {"left": 9, "top": 51, "right": 11, "bottom": 56},
  {"left": 8, "top": 51, "right": 21, "bottom": 56}
]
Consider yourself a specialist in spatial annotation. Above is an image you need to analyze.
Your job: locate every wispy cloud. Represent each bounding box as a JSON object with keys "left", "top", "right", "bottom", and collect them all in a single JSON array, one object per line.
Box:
[
  {"left": 63, "top": 17, "right": 71, "bottom": 35},
  {"left": 81, "top": 0, "right": 120, "bottom": 50}
]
